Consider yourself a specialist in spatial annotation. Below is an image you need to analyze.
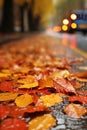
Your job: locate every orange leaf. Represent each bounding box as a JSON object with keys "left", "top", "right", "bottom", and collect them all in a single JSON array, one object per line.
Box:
[
  {"left": 38, "top": 77, "right": 53, "bottom": 89},
  {"left": 64, "top": 103, "right": 87, "bottom": 118},
  {"left": 0, "top": 92, "right": 18, "bottom": 101},
  {"left": 40, "top": 93, "right": 62, "bottom": 107},
  {"left": 54, "top": 78, "right": 76, "bottom": 94},
  {"left": 28, "top": 114, "right": 56, "bottom": 130},
  {"left": 15, "top": 93, "right": 33, "bottom": 107}
]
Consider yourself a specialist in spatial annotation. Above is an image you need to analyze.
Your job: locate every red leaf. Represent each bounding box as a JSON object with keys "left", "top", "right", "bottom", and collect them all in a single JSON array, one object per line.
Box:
[
  {"left": 0, "top": 81, "right": 14, "bottom": 92},
  {"left": 9, "top": 105, "right": 26, "bottom": 117},
  {"left": 53, "top": 78, "right": 76, "bottom": 94},
  {"left": 69, "top": 95, "right": 87, "bottom": 104},
  {"left": 0, "top": 105, "right": 9, "bottom": 119},
  {"left": 9, "top": 104, "right": 48, "bottom": 117},
  {"left": 0, "top": 118, "right": 28, "bottom": 130}
]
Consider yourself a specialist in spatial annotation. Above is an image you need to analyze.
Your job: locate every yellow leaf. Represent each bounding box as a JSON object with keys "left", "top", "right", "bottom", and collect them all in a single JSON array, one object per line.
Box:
[
  {"left": 15, "top": 93, "right": 33, "bottom": 107},
  {"left": 0, "top": 93, "right": 18, "bottom": 101},
  {"left": 28, "top": 114, "right": 56, "bottom": 130},
  {"left": 51, "top": 70, "right": 70, "bottom": 79},
  {"left": 0, "top": 73, "right": 11, "bottom": 77},
  {"left": 19, "top": 81, "right": 38, "bottom": 89},
  {"left": 17, "top": 75, "right": 35, "bottom": 84},
  {"left": 40, "top": 94, "right": 62, "bottom": 107}
]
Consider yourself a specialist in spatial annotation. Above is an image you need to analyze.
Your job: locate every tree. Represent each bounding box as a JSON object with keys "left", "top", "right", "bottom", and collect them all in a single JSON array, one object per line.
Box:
[
  {"left": 1, "top": 0, "right": 14, "bottom": 33},
  {"left": 15, "top": 0, "right": 54, "bottom": 31}
]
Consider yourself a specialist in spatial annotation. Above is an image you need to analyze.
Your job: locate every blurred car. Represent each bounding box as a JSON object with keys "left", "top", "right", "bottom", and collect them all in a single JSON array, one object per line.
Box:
[{"left": 61, "top": 10, "right": 87, "bottom": 34}]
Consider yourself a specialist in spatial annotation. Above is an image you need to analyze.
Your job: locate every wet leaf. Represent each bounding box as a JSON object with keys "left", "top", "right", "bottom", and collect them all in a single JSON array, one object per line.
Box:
[
  {"left": 15, "top": 93, "right": 33, "bottom": 107},
  {"left": 77, "top": 90, "right": 87, "bottom": 96},
  {"left": 0, "top": 105, "right": 9, "bottom": 119},
  {"left": 9, "top": 104, "right": 48, "bottom": 117},
  {"left": 75, "top": 71, "right": 87, "bottom": 78},
  {"left": 38, "top": 77, "right": 53, "bottom": 89},
  {"left": 51, "top": 70, "right": 70, "bottom": 79},
  {"left": 69, "top": 95, "right": 87, "bottom": 104},
  {"left": 54, "top": 78, "right": 76, "bottom": 94},
  {"left": 0, "top": 81, "right": 14, "bottom": 92},
  {"left": 17, "top": 75, "right": 36, "bottom": 84},
  {"left": 0, "top": 118, "right": 28, "bottom": 130},
  {"left": 0, "top": 92, "right": 18, "bottom": 101},
  {"left": 40, "top": 93, "right": 62, "bottom": 107},
  {"left": 28, "top": 114, "right": 56, "bottom": 130},
  {"left": 64, "top": 103, "right": 87, "bottom": 118},
  {"left": 0, "top": 72, "right": 11, "bottom": 77},
  {"left": 18, "top": 81, "right": 38, "bottom": 89}
]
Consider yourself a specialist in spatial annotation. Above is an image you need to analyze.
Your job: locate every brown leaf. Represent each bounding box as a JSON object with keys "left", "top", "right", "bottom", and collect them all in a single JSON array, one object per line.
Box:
[
  {"left": 64, "top": 103, "right": 87, "bottom": 118},
  {"left": 28, "top": 114, "right": 56, "bottom": 130}
]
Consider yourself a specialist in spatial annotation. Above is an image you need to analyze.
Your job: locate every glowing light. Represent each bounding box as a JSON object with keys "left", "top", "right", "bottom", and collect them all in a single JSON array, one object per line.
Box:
[
  {"left": 62, "top": 25, "right": 68, "bottom": 31},
  {"left": 70, "top": 13, "right": 77, "bottom": 20},
  {"left": 71, "top": 23, "right": 77, "bottom": 29},
  {"left": 53, "top": 26, "right": 61, "bottom": 32},
  {"left": 62, "top": 19, "right": 69, "bottom": 25}
]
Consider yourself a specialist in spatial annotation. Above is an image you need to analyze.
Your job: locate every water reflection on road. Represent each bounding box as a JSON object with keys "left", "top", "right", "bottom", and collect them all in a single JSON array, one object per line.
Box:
[{"left": 46, "top": 31, "right": 87, "bottom": 54}]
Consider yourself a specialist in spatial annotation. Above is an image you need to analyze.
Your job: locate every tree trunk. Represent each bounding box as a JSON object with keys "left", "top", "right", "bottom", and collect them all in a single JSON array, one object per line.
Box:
[
  {"left": 1, "top": 0, "right": 14, "bottom": 33},
  {"left": 28, "top": 0, "right": 41, "bottom": 31}
]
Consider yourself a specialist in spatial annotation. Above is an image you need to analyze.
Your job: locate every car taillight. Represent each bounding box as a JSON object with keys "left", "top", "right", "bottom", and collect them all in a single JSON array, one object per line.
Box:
[{"left": 70, "top": 13, "right": 77, "bottom": 20}]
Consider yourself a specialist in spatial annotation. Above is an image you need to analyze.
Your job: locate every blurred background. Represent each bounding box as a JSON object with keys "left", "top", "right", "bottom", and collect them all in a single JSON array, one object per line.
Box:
[{"left": 0, "top": 0, "right": 87, "bottom": 33}]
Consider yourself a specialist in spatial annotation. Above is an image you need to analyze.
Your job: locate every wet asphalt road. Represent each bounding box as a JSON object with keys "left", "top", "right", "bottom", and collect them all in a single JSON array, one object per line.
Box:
[{"left": 46, "top": 32, "right": 87, "bottom": 53}]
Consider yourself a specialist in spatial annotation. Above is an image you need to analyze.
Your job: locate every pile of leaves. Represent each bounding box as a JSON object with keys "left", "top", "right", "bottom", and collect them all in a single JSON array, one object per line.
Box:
[{"left": 0, "top": 35, "right": 87, "bottom": 130}]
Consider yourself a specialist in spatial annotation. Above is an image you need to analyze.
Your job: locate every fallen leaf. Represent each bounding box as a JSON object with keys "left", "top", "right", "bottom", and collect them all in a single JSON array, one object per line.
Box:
[
  {"left": 64, "top": 103, "right": 87, "bottom": 118},
  {"left": 0, "top": 92, "right": 18, "bottom": 101},
  {"left": 69, "top": 95, "right": 87, "bottom": 104},
  {"left": 74, "top": 71, "right": 87, "bottom": 78},
  {"left": 40, "top": 93, "right": 62, "bottom": 107},
  {"left": 0, "top": 118, "right": 28, "bottom": 130},
  {"left": 51, "top": 70, "right": 70, "bottom": 79},
  {"left": 0, "top": 81, "right": 14, "bottom": 92},
  {"left": 15, "top": 93, "right": 33, "bottom": 107},
  {"left": 18, "top": 81, "right": 38, "bottom": 89},
  {"left": 0, "top": 72, "right": 11, "bottom": 77},
  {"left": 28, "top": 114, "right": 56, "bottom": 130},
  {"left": 54, "top": 78, "right": 76, "bottom": 94},
  {"left": 0, "top": 105, "right": 9, "bottom": 119},
  {"left": 17, "top": 75, "right": 35, "bottom": 84},
  {"left": 38, "top": 77, "right": 53, "bottom": 89}
]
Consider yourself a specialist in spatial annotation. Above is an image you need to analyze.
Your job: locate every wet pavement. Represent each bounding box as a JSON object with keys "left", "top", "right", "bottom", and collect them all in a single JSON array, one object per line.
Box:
[{"left": 0, "top": 33, "right": 87, "bottom": 130}]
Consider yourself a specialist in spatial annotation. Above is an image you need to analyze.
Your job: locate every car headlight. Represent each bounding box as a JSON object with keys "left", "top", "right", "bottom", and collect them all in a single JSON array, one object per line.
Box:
[
  {"left": 70, "top": 13, "right": 77, "bottom": 20},
  {"left": 71, "top": 23, "right": 77, "bottom": 29},
  {"left": 62, "top": 25, "right": 68, "bottom": 31}
]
